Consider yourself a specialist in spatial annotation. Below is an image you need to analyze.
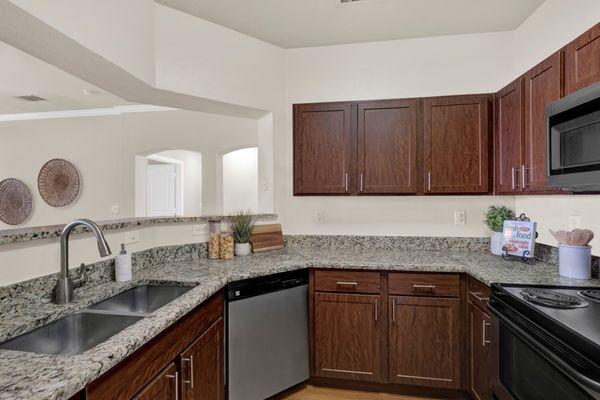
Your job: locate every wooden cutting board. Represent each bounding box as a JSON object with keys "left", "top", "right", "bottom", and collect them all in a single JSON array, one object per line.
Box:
[{"left": 250, "top": 223, "right": 284, "bottom": 252}]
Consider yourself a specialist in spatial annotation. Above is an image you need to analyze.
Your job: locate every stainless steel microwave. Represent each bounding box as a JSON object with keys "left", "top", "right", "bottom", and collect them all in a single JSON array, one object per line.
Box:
[{"left": 547, "top": 80, "right": 600, "bottom": 191}]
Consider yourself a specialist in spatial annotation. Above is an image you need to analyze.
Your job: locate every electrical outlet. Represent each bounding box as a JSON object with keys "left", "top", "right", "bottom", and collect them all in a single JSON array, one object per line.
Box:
[
  {"left": 569, "top": 215, "right": 581, "bottom": 230},
  {"left": 192, "top": 225, "right": 208, "bottom": 236},
  {"left": 124, "top": 230, "right": 139, "bottom": 244},
  {"left": 314, "top": 210, "right": 324, "bottom": 224},
  {"left": 454, "top": 210, "right": 466, "bottom": 225},
  {"left": 111, "top": 205, "right": 120, "bottom": 214}
]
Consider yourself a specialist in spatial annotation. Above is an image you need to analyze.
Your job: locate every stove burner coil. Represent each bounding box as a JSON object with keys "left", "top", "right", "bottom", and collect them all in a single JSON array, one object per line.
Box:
[
  {"left": 521, "top": 288, "right": 589, "bottom": 309},
  {"left": 578, "top": 290, "right": 600, "bottom": 303}
]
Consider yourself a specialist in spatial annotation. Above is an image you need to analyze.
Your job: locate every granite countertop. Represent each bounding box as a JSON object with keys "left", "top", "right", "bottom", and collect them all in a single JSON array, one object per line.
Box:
[{"left": 1, "top": 247, "right": 599, "bottom": 400}]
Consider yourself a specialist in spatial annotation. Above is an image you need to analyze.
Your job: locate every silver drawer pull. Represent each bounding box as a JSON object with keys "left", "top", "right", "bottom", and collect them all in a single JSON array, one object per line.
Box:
[
  {"left": 336, "top": 281, "right": 358, "bottom": 286},
  {"left": 374, "top": 299, "right": 378, "bottom": 322},
  {"left": 182, "top": 355, "right": 194, "bottom": 388},
  {"left": 483, "top": 321, "right": 491, "bottom": 346},
  {"left": 166, "top": 371, "right": 179, "bottom": 400},
  {"left": 470, "top": 291, "right": 490, "bottom": 301},
  {"left": 413, "top": 284, "right": 436, "bottom": 290}
]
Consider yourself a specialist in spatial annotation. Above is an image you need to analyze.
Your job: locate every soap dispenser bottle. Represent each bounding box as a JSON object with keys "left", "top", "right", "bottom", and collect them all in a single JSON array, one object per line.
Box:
[{"left": 115, "top": 243, "right": 132, "bottom": 282}]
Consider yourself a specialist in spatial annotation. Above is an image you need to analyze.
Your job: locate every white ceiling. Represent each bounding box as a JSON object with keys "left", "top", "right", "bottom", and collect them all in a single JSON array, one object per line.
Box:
[
  {"left": 157, "top": 0, "right": 545, "bottom": 48},
  {"left": 0, "top": 41, "right": 132, "bottom": 114}
]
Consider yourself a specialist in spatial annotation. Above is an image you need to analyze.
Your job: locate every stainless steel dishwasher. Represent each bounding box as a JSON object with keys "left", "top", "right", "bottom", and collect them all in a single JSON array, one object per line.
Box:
[{"left": 226, "top": 269, "right": 309, "bottom": 400}]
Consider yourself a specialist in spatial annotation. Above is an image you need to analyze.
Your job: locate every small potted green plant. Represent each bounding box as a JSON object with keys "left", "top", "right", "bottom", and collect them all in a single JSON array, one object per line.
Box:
[
  {"left": 484, "top": 206, "right": 515, "bottom": 255},
  {"left": 228, "top": 211, "right": 255, "bottom": 256}
]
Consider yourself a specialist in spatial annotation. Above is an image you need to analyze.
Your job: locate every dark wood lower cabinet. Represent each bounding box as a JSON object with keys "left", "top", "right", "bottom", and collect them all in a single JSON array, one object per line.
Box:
[
  {"left": 469, "top": 302, "right": 492, "bottom": 400},
  {"left": 180, "top": 318, "right": 224, "bottom": 400},
  {"left": 134, "top": 363, "right": 178, "bottom": 400},
  {"left": 389, "top": 296, "right": 461, "bottom": 389},
  {"left": 314, "top": 292, "right": 382, "bottom": 382},
  {"left": 86, "top": 292, "right": 224, "bottom": 400}
]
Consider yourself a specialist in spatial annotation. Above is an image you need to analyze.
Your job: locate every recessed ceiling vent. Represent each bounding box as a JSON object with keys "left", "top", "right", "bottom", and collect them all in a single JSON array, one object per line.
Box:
[{"left": 14, "top": 95, "right": 47, "bottom": 102}]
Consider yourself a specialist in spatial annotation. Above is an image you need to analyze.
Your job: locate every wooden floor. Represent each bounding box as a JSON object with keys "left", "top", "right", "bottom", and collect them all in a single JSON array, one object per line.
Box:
[{"left": 274, "top": 384, "right": 447, "bottom": 400}]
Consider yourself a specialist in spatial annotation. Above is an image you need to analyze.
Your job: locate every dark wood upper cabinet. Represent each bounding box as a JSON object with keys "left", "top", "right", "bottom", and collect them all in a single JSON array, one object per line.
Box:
[
  {"left": 495, "top": 79, "right": 524, "bottom": 194},
  {"left": 357, "top": 99, "right": 418, "bottom": 194},
  {"left": 314, "top": 292, "right": 382, "bottom": 382},
  {"left": 565, "top": 22, "right": 600, "bottom": 96},
  {"left": 389, "top": 296, "right": 461, "bottom": 389},
  {"left": 293, "top": 102, "right": 356, "bottom": 195},
  {"left": 523, "top": 52, "right": 562, "bottom": 192},
  {"left": 469, "top": 302, "right": 492, "bottom": 400},
  {"left": 181, "top": 318, "right": 224, "bottom": 400},
  {"left": 423, "top": 95, "right": 490, "bottom": 194}
]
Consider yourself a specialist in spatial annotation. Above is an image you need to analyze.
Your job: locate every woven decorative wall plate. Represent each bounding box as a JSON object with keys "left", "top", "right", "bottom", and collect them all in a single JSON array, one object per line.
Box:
[
  {"left": 0, "top": 178, "right": 32, "bottom": 225},
  {"left": 37, "top": 159, "right": 80, "bottom": 207}
]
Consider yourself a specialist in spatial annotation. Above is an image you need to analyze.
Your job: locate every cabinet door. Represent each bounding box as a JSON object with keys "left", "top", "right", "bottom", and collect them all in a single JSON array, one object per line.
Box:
[
  {"left": 495, "top": 79, "right": 524, "bottom": 194},
  {"left": 389, "top": 296, "right": 461, "bottom": 389},
  {"left": 423, "top": 95, "right": 490, "bottom": 193},
  {"left": 181, "top": 318, "right": 224, "bottom": 400},
  {"left": 523, "top": 52, "right": 562, "bottom": 192},
  {"left": 134, "top": 363, "right": 178, "bottom": 400},
  {"left": 293, "top": 102, "right": 356, "bottom": 194},
  {"left": 469, "top": 303, "right": 492, "bottom": 400},
  {"left": 565, "top": 22, "right": 600, "bottom": 95},
  {"left": 357, "top": 99, "right": 418, "bottom": 194},
  {"left": 314, "top": 292, "right": 382, "bottom": 382}
]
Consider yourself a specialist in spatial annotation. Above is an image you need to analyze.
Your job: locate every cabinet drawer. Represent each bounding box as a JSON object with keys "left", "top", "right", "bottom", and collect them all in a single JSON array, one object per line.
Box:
[
  {"left": 314, "top": 270, "right": 381, "bottom": 294},
  {"left": 388, "top": 273, "right": 460, "bottom": 297},
  {"left": 468, "top": 276, "right": 490, "bottom": 313}
]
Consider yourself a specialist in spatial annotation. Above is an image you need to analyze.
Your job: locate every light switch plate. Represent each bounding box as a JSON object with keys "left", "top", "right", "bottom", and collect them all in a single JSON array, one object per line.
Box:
[
  {"left": 314, "top": 210, "right": 324, "bottom": 224},
  {"left": 569, "top": 215, "right": 581, "bottom": 230},
  {"left": 454, "top": 210, "right": 466, "bottom": 225},
  {"left": 111, "top": 205, "right": 120, "bottom": 214},
  {"left": 192, "top": 225, "right": 208, "bottom": 236},
  {"left": 124, "top": 230, "right": 139, "bottom": 244}
]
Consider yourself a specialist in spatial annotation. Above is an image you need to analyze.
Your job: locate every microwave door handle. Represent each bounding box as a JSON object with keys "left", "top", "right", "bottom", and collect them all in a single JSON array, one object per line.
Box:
[{"left": 495, "top": 312, "right": 600, "bottom": 397}]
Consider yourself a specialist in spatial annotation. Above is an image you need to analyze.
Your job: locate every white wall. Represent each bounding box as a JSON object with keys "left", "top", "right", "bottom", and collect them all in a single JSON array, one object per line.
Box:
[
  {"left": 512, "top": 1, "right": 600, "bottom": 254},
  {"left": 0, "top": 109, "right": 258, "bottom": 229},
  {"left": 283, "top": 32, "right": 516, "bottom": 237},
  {"left": 8, "top": 0, "right": 156, "bottom": 84},
  {"left": 222, "top": 147, "right": 258, "bottom": 214}
]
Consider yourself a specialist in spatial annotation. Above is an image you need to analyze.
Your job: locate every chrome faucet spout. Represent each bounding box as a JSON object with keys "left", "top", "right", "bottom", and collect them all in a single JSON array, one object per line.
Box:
[{"left": 56, "top": 219, "right": 112, "bottom": 304}]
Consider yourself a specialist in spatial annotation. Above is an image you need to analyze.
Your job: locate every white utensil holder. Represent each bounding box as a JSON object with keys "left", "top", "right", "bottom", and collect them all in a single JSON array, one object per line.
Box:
[{"left": 559, "top": 244, "right": 592, "bottom": 280}]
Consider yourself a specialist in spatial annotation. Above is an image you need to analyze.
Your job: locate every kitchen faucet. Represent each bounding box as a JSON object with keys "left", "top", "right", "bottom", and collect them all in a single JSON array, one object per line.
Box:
[{"left": 55, "top": 219, "right": 112, "bottom": 304}]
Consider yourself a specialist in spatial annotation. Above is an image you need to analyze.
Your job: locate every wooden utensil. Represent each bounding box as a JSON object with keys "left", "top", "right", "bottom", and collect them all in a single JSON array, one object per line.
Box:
[{"left": 250, "top": 223, "right": 284, "bottom": 252}]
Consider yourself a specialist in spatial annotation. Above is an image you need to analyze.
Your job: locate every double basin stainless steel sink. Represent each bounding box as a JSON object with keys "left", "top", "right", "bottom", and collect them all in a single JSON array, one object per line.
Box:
[{"left": 0, "top": 285, "right": 192, "bottom": 356}]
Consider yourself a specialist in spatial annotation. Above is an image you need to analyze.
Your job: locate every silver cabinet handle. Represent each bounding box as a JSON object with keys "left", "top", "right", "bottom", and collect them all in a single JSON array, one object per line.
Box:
[
  {"left": 166, "top": 371, "right": 179, "bottom": 400},
  {"left": 360, "top": 173, "right": 364, "bottom": 192},
  {"left": 344, "top": 173, "right": 349, "bottom": 192},
  {"left": 391, "top": 298, "right": 396, "bottom": 323},
  {"left": 427, "top": 171, "right": 431, "bottom": 191},
  {"left": 182, "top": 355, "right": 194, "bottom": 388},
  {"left": 374, "top": 299, "right": 378, "bottom": 321},
  {"left": 511, "top": 167, "right": 516, "bottom": 190},
  {"left": 483, "top": 321, "right": 491, "bottom": 347},
  {"left": 521, "top": 165, "right": 528, "bottom": 189},
  {"left": 470, "top": 291, "right": 490, "bottom": 301},
  {"left": 413, "top": 284, "right": 436, "bottom": 290},
  {"left": 336, "top": 281, "right": 358, "bottom": 286}
]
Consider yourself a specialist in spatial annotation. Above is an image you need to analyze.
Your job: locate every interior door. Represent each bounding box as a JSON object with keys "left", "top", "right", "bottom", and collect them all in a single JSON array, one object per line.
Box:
[
  {"left": 293, "top": 103, "right": 356, "bottom": 194},
  {"left": 147, "top": 164, "right": 175, "bottom": 216},
  {"left": 523, "top": 52, "right": 562, "bottom": 192},
  {"left": 495, "top": 79, "right": 524, "bottom": 194},
  {"left": 423, "top": 95, "right": 490, "bottom": 194},
  {"left": 314, "top": 292, "right": 382, "bottom": 382},
  {"left": 358, "top": 99, "right": 418, "bottom": 194}
]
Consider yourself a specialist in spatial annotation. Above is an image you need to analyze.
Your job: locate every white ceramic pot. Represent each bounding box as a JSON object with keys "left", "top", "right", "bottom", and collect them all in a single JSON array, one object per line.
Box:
[
  {"left": 234, "top": 242, "right": 251, "bottom": 257},
  {"left": 490, "top": 231, "right": 503, "bottom": 256},
  {"left": 559, "top": 244, "right": 592, "bottom": 279}
]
